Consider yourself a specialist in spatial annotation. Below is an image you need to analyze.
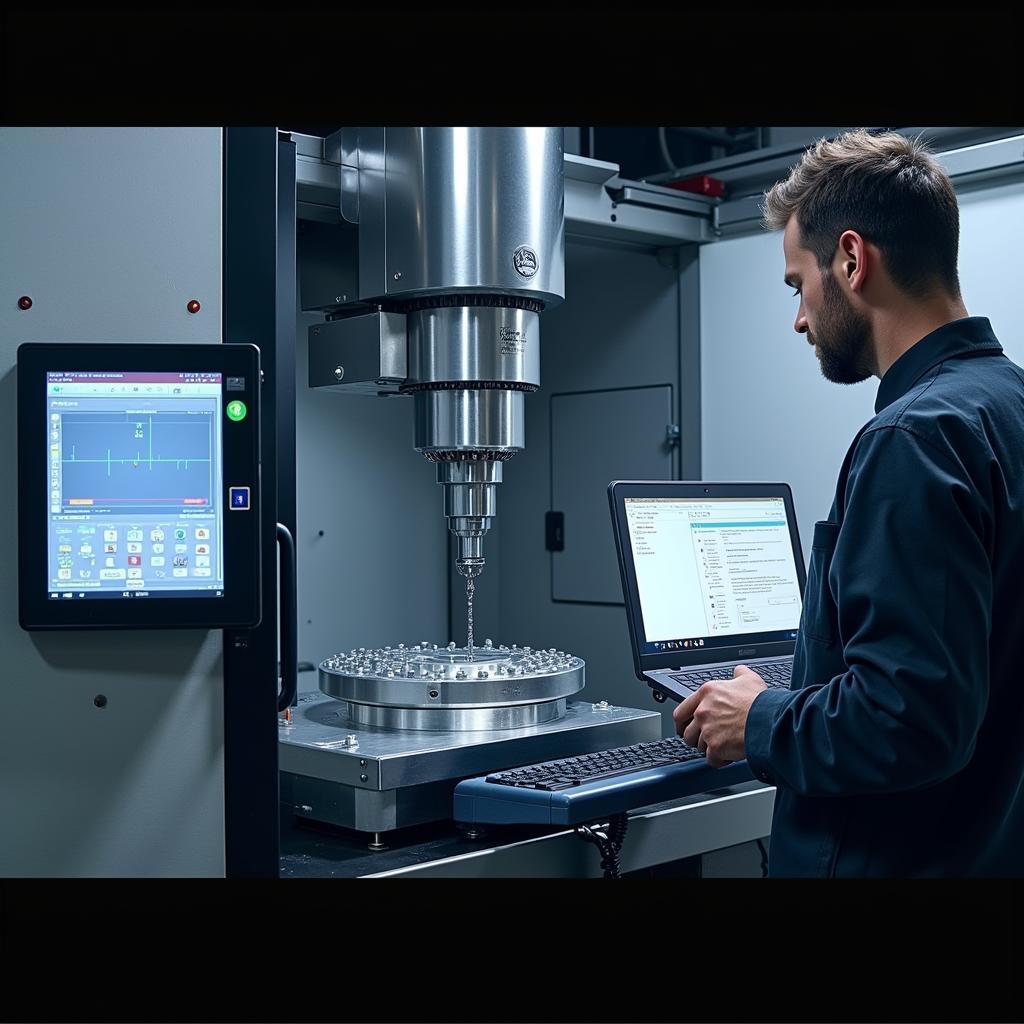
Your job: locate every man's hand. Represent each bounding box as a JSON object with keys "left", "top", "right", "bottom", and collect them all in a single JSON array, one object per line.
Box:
[{"left": 672, "top": 665, "right": 768, "bottom": 768}]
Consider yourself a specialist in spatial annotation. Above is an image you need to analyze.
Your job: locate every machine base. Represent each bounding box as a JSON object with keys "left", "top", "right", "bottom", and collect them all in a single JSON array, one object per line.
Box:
[{"left": 278, "top": 692, "right": 662, "bottom": 834}]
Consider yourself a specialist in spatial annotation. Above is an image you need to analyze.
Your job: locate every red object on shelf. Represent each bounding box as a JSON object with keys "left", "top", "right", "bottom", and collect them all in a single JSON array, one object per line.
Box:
[{"left": 665, "top": 174, "right": 726, "bottom": 198}]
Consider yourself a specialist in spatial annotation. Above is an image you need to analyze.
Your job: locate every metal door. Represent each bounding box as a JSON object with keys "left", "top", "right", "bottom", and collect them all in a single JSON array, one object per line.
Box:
[{"left": 550, "top": 385, "right": 675, "bottom": 604}]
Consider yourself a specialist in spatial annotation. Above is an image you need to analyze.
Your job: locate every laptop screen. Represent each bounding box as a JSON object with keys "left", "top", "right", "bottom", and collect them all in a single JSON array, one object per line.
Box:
[{"left": 623, "top": 495, "right": 802, "bottom": 657}]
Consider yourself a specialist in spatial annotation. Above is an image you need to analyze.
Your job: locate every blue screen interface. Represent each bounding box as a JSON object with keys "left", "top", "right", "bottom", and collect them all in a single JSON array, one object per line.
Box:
[{"left": 46, "top": 370, "right": 224, "bottom": 601}]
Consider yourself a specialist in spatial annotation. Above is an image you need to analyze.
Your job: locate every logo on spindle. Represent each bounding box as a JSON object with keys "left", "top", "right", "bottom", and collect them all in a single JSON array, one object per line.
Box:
[{"left": 512, "top": 246, "right": 538, "bottom": 278}]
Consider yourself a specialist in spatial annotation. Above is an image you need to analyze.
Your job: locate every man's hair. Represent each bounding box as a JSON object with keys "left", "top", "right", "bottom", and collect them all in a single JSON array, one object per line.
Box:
[{"left": 762, "top": 129, "right": 961, "bottom": 299}]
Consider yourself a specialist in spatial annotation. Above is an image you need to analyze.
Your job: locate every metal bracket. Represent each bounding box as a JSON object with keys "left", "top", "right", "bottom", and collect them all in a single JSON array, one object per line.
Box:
[
  {"left": 307, "top": 310, "right": 408, "bottom": 393},
  {"left": 325, "top": 127, "right": 361, "bottom": 224}
]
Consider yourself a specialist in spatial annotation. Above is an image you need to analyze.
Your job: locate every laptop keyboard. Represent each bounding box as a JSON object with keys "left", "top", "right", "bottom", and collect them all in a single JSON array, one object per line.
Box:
[
  {"left": 485, "top": 737, "right": 704, "bottom": 792},
  {"left": 668, "top": 660, "right": 792, "bottom": 692}
]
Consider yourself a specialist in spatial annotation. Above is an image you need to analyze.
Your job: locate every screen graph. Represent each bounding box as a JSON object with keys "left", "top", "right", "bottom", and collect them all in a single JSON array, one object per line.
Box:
[{"left": 59, "top": 411, "right": 214, "bottom": 514}]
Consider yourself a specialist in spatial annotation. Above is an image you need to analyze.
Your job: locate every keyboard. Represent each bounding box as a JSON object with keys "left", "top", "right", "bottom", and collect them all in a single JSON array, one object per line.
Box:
[
  {"left": 668, "top": 660, "right": 792, "bottom": 692},
  {"left": 454, "top": 738, "right": 756, "bottom": 826},
  {"left": 485, "top": 737, "right": 705, "bottom": 791}
]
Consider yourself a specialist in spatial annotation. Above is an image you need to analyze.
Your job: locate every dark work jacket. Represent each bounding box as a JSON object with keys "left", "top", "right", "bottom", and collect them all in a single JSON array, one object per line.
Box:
[{"left": 745, "top": 316, "right": 1024, "bottom": 877}]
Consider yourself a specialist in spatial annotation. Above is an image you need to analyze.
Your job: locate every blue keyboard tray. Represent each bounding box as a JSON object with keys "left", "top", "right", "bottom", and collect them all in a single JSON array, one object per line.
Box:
[{"left": 453, "top": 757, "right": 755, "bottom": 826}]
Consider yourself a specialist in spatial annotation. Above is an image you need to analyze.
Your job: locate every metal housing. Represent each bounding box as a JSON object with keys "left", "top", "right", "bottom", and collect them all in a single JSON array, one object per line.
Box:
[{"left": 352, "top": 127, "right": 565, "bottom": 306}]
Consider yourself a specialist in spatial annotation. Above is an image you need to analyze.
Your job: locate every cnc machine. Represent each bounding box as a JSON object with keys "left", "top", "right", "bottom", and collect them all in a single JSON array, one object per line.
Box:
[{"left": 279, "top": 127, "right": 659, "bottom": 840}]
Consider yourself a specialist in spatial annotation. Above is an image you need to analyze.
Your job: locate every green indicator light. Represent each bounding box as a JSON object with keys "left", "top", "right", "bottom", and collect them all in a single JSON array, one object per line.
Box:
[{"left": 226, "top": 400, "right": 247, "bottom": 422}]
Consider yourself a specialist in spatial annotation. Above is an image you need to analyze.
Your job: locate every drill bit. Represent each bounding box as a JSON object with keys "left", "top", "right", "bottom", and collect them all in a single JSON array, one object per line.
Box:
[{"left": 455, "top": 557, "right": 484, "bottom": 662}]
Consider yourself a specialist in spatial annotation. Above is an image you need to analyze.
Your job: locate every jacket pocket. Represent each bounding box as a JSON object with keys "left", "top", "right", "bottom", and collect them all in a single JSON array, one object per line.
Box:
[{"left": 801, "top": 520, "right": 840, "bottom": 645}]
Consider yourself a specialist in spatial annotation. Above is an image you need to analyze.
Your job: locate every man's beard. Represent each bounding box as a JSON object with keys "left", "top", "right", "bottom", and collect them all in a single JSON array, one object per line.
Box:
[{"left": 808, "top": 270, "right": 874, "bottom": 384}]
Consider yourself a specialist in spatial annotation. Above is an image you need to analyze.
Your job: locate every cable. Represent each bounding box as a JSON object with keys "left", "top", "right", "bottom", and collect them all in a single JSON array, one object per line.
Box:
[
  {"left": 575, "top": 813, "right": 630, "bottom": 878},
  {"left": 658, "top": 126, "right": 677, "bottom": 174},
  {"left": 756, "top": 837, "right": 769, "bottom": 878},
  {"left": 276, "top": 523, "right": 298, "bottom": 712}
]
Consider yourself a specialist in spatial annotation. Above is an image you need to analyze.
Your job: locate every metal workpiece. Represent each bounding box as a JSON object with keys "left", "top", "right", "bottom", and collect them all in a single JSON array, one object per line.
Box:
[
  {"left": 405, "top": 305, "right": 540, "bottom": 389},
  {"left": 319, "top": 640, "right": 585, "bottom": 726},
  {"left": 344, "top": 698, "right": 567, "bottom": 732},
  {"left": 414, "top": 388, "right": 524, "bottom": 455}
]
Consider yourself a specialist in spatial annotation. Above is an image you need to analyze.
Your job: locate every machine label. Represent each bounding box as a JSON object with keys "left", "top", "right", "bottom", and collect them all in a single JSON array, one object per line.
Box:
[
  {"left": 499, "top": 324, "right": 527, "bottom": 356},
  {"left": 512, "top": 245, "right": 538, "bottom": 278}
]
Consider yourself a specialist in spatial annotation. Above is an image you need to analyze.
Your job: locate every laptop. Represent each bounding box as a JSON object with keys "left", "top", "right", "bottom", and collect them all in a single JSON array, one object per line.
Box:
[{"left": 608, "top": 481, "right": 807, "bottom": 705}]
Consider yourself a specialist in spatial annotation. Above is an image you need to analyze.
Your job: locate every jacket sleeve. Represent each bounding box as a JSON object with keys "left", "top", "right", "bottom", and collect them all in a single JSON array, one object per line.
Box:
[{"left": 744, "top": 424, "right": 992, "bottom": 797}]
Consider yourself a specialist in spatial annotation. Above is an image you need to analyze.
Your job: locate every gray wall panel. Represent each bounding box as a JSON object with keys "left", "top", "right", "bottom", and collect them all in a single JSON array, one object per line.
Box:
[
  {"left": 955, "top": 183, "right": 1024, "bottom": 364},
  {"left": 0, "top": 128, "right": 225, "bottom": 876},
  {"left": 498, "top": 240, "right": 682, "bottom": 733},
  {"left": 699, "top": 180, "right": 1024, "bottom": 562},
  {"left": 699, "top": 228, "right": 876, "bottom": 556}
]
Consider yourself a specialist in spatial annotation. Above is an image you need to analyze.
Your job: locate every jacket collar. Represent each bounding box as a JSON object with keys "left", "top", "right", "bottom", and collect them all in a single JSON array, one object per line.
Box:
[{"left": 875, "top": 316, "right": 1003, "bottom": 414}]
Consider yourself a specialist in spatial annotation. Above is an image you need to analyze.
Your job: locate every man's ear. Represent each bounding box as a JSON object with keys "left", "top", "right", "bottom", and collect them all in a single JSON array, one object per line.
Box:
[{"left": 837, "top": 229, "right": 868, "bottom": 293}]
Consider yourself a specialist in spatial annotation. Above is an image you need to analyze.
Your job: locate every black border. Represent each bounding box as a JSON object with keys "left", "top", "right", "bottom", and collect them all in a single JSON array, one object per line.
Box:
[
  {"left": 609, "top": 479, "right": 807, "bottom": 680},
  {"left": 17, "top": 341, "right": 261, "bottom": 630}
]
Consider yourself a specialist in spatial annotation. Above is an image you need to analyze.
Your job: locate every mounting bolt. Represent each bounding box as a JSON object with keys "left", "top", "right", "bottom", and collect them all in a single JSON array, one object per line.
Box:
[
  {"left": 17, "top": 295, "right": 33, "bottom": 310},
  {"left": 393, "top": 272, "right": 402, "bottom": 281},
  {"left": 186, "top": 299, "right": 201, "bottom": 314},
  {"left": 334, "top": 366, "right": 345, "bottom": 380}
]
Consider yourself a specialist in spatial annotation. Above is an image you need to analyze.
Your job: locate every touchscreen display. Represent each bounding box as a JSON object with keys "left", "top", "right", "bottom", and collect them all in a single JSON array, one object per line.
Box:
[{"left": 46, "top": 370, "right": 224, "bottom": 601}]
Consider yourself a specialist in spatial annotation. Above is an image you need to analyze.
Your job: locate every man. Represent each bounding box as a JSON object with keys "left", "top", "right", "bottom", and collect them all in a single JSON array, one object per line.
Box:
[{"left": 674, "top": 129, "right": 1024, "bottom": 876}]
